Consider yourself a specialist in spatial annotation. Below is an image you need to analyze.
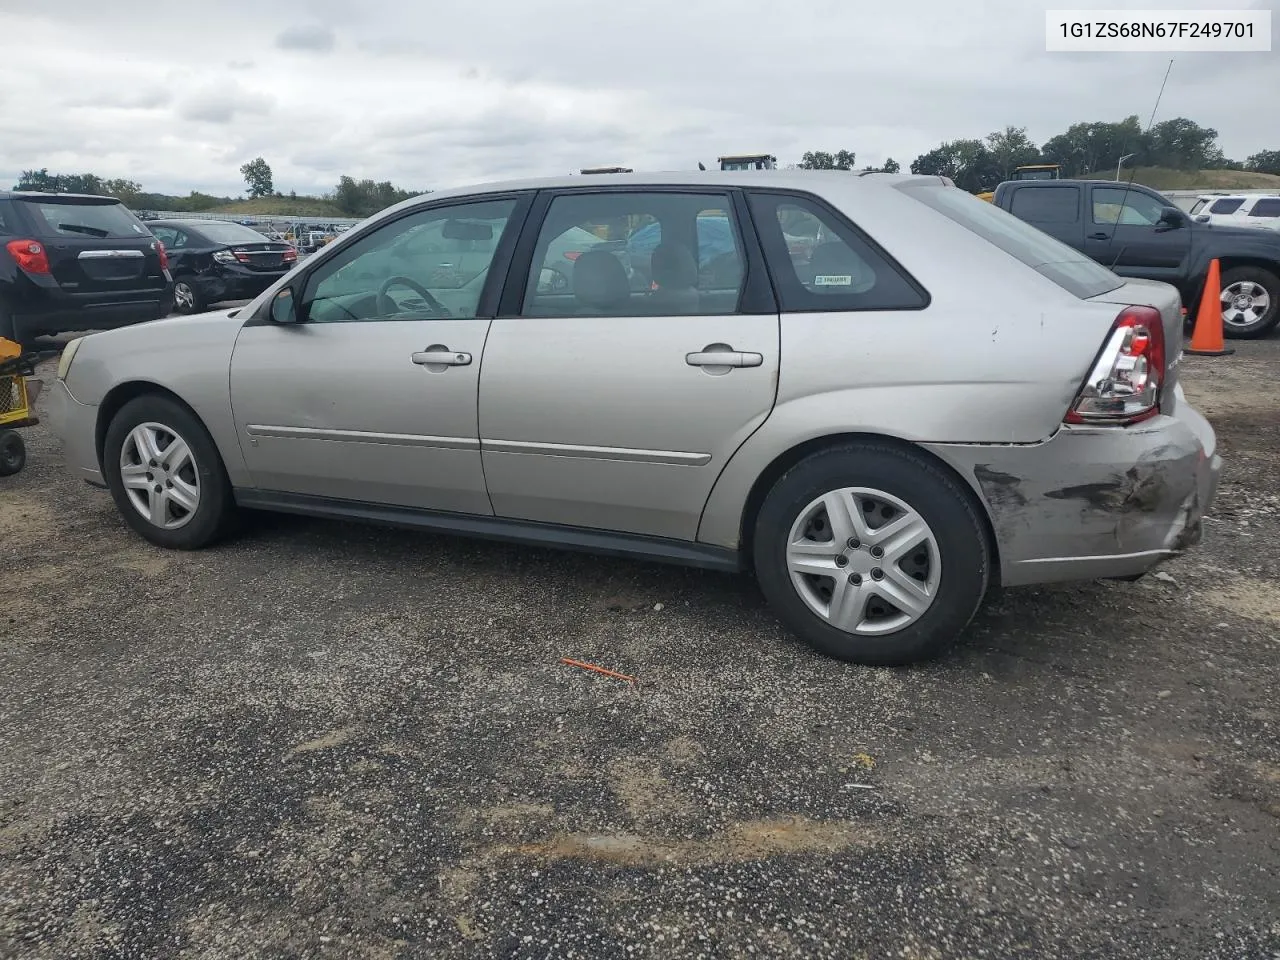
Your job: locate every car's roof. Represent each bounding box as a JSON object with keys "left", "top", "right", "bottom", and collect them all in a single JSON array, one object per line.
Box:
[
  {"left": 0, "top": 190, "right": 126, "bottom": 202},
  {"left": 147, "top": 218, "right": 240, "bottom": 227},
  {"left": 420, "top": 169, "right": 932, "bottom": 196}
]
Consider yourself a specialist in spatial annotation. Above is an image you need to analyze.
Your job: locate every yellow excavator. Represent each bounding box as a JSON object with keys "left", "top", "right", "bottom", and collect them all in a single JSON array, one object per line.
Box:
[{"left": 976, "top": 163, "right": 1061, "bottom": 202}]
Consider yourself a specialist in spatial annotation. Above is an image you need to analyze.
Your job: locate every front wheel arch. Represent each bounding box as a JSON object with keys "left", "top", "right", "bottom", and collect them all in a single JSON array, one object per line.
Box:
[
  {"left": 736, "top": 432, "right": 1002, "bottom": 588},
  {"left": 96, "top": 382, "right": 209, "bottom": 476}
]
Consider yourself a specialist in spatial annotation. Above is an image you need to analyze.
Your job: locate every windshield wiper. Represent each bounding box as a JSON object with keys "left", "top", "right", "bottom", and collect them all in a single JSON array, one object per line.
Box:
[{"left": 56, "top": 223, "right": 110, "bottom": 238}]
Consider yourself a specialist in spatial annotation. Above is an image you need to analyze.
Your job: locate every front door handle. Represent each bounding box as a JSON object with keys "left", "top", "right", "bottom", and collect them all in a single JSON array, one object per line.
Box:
[
  {"left": 686, "top": 344, "right": 764, "bottom": 368},
  {"left": 1088, "top": 232, "right": 1110, "bottom": 240},
  {"left": 411, "top": 346, "right": 472, "bottom": 366}
]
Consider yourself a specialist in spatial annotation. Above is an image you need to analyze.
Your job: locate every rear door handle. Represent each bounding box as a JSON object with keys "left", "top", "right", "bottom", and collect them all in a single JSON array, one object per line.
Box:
[
  {"left": 411, "top": 346, "right": 472, "bottom": 366},
  {"left": 1088, "top": 232, "right": 1110, "bottom": 240},
  {"left": 686, "top": 348, "right": 763, "bottom": 368}
]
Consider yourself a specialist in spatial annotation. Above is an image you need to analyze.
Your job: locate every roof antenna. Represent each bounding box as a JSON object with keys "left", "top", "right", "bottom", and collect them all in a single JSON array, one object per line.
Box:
[
  {"left": 698, "top": 161, "right": 706, "bottom": 171},
  {"left": 1106, "top": 57, "right": 1175, "bottom": 268}
]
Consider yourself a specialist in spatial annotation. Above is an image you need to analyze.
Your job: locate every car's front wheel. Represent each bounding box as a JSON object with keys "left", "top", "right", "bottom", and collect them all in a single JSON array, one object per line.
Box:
[
  {"left": 172, "top": 279, "right": 205, "bottom": 315},
  {"left": 103, "top": 394, "right": 237, "bottom": 549},
  {"left": 753, "top": 443, "right": 991, "bottom": 666}
]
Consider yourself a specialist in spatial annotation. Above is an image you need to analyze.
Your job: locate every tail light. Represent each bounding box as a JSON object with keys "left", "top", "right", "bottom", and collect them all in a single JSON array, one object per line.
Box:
[
  {"left": 154, "top": 240, "right": 170, "bottom": 271},
  {"left": 233, "top": 249, "right": 252, "bottom": 263},
  {"left": 563, "top": 251, "right": 582, "bottom": 261},
  {"left": 282, "top": 247, "right": 297, "bottom": 263},
  {"left": 1065, "top": 306, "right": 1166, "bottom": 426},
  {"left": 5, "top": 239, "right": 50, "bottom": 275}
]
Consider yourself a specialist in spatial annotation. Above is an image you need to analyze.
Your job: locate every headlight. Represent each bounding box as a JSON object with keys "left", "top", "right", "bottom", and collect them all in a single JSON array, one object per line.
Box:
[{"left": 57, "top": 337, "right": 84, "bottom": 381}]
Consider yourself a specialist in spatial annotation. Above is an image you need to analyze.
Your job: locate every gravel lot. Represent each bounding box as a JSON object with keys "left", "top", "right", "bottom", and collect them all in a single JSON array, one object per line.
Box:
[{"left": 2, "top": 332, "right": 1278, "bottom": 960}]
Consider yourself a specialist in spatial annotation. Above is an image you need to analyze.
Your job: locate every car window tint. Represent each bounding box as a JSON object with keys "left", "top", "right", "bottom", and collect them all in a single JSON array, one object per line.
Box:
[
  {"left": 522, "top": 192, "right": 745, "bottom": 317},
  {"left": 1208, "top": 198, "right": 1245, "bottom": 214},
  {"left": 1010, "top": 187, "right": 1080, "bottom": 224},
  {"left": 1091, "top": 188, "right": 1164, "bottom": 226},
  {"left": 150, "top": 226, "right": 177, "bottom": 247},
  {"left": 302, "top": 198, "right": 517, "bottom": 323},
  {"left": 24, "top": 200, "right": 149, "bottom": 240},
  {"left": 1250, "top": 198, "right": 1280, "bottom": 217},
  {"left": 748, "top": 192, "right": 927, "bottom": 312}
]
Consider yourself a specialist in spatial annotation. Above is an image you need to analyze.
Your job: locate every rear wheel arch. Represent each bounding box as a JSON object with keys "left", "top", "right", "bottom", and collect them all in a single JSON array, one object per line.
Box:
[{"left": 737, "top": 432, "right": 1002, "bottom": 587}]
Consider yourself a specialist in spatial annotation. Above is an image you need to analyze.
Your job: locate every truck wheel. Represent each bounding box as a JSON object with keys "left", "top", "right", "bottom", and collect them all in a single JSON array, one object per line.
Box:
[
  {"left": 752, "top": 442, "right": 991, "bottom": 666},
  {"left": 0, "top": 430, "right": 25, "bottom": 477},
  {"left": 1220, "top": 266, "right": 1279, "bottom": 339}
]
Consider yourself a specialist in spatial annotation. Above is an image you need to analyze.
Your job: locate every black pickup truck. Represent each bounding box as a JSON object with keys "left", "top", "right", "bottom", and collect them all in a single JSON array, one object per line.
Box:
[{"left": 992, "top": 179, "right": 1280, "bottom": 339}]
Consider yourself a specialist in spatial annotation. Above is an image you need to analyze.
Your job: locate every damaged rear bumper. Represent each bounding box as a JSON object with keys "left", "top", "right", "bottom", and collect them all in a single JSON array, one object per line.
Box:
[{"left": 925, "top": 388, "right": 1221, "bottom": 587}]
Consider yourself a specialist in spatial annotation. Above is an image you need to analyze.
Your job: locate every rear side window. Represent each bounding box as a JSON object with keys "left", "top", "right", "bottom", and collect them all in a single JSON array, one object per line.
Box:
[
  {"left": 747, "top": 192, "right": 928, "bottom": 312},
  {"left": 898, "top": 182, "right": 1123, "bottom": 299},
  {"left": 1208, "top": 198, "right": 1245, "bottom": 214},
  {"left": 1010, "top": 187, "right": 1080, "bottom": 224},
  {"left": 22, "top": 200, "right": 150, "bottom": 240},
  {"left": 1250, "top": 199, "right": 1280, "bottom": 218}
]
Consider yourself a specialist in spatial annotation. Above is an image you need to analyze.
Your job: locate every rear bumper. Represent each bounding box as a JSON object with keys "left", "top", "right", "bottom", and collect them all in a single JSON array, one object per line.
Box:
[
  {"left": 46, "top": 378, "right": 104, "bottom": 486},
  {"left": 8, "top": 283, "right": 171, "bottom": 337},
  {"left": 926, "top": 389, "right": 1221, "bottom": 587},
  {"left": 193, "top": 266, "right": 289, "bottom": 305}
]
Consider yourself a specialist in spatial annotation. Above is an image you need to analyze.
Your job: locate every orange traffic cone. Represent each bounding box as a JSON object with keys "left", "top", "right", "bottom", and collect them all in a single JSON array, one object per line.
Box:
[{"left": 1185, "top": 258, "right": 1235, "bottom": 356}]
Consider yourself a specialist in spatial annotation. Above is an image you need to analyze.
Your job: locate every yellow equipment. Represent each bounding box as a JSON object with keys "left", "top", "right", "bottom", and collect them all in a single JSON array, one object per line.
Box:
[{"left": 0, "top": 337, "right": 39, "bottom": 477}]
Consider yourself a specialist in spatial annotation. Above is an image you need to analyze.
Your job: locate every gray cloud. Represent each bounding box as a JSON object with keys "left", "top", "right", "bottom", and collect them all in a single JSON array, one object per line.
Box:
[
  {"left": 275, "top": 24, "right": 336, "bottom": 52},
  {"left": 177, "top": 85, "right": 274, "bottom": 124}
]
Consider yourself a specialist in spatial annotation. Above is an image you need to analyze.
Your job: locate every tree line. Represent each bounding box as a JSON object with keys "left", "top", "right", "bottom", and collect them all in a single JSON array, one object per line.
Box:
[
  {"left": 12, "top": 156, "right": 425, "bottom": 219},
  {"left": 902, "top": 118, "right": 1280, "bottom": 194}
]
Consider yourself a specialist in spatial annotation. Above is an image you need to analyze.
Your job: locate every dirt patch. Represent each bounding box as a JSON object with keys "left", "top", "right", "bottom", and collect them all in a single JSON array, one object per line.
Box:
[
  {"left": 289, "top": 728, "right": 358, "bottom": 755},
  {"left": 1198, "top": 578, "right": 1280, "bottom": 625}
]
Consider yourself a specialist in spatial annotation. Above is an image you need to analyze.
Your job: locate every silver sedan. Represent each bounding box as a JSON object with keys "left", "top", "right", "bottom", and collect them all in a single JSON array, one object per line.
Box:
[{"left": 47, "top": 170, "right": 1221, "bottom": 665}]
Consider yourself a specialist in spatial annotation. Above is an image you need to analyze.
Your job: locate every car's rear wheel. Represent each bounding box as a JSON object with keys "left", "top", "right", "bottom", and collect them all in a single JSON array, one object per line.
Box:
[
  {"left": 753, "top": 443, "right": 990, "bottom": 666},
  {"left": 172, "top": 279, "right": 204, "bottom": 315},
  {"left": 103, "top": 395, "right": 237, "bottom": 549},
  {"left": 1220, "top": 266, "right": 1278, "bottom": 339}
]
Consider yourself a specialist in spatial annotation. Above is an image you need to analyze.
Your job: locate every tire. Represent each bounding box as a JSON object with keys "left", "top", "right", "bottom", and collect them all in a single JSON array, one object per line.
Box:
[
  {"left": 172, "top": 278, "right": 205, "bottom": 315},
  {"left": 1219, "top": 265, "right": 1279, "bottom": 340},
  {"left": 0, "top": 299, "right": 21, "bottom": 345},
  {"left": 752, "top": 443, "right": 990, "bottom": 666},
  {"left": 103, "top": 394, "right": 238, "bottom": 549},
  {"left": 0, "top": 430, "right": 25, "bottom": 477}
]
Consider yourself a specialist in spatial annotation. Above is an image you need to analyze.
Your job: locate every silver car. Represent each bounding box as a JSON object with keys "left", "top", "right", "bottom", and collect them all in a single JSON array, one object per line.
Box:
[{"left": 47, "top": 171, "right": 1221, "bottom": 665}]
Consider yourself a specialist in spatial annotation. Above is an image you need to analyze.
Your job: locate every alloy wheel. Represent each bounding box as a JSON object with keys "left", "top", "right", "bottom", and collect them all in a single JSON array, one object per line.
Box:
[
  {"left": 1221, "top": 280, "right": 1271, "bottom": 329},
  {"left": 119, "top": 422, "right": 201, "bottom": 529}
]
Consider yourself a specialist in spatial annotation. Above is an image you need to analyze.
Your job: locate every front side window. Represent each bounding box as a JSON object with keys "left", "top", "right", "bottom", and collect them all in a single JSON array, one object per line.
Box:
[
  {"left": 522, "top": 192, "right": 745, "bottom": 317},
  {"left": 749, "top": 192, "right": 928, "bottom": 311},
  {"left": 302, "top": 198, "right": 517, "bottom": 323},
  {"left": 1208, "top": 198, "right": 1245, "bottom": 215},
  {"left": 1091, "top": 187, "right": 1165, "bottom": 226}
]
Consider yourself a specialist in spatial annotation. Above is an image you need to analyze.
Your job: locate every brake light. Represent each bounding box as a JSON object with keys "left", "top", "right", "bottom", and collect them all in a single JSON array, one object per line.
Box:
[
  {"left": 1065, "top": 305, "right": 1166, "bottom": 426},
  {"left": 233, "top": 249, "right": 252, "bottom": 263},
  {"left": 154, "top": 240, "right": 170, "bottom": 271},
  {"left": 5, "top": 239, "right": 50, "bottom": 275},
  {"left": 282, "top": 247, "right": 297, "bottom": 263}
]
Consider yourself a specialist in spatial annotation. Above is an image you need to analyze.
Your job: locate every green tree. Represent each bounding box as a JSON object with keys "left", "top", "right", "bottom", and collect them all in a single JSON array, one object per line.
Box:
[
  {"left": 331, "top": 175, "right": 423, "bottom": 217},
  {"left": 910, "top": 139, "right": 999, "bottom": 193},
  {"left": 882, "top": 157, "right": 900, "bottom": 174},
  {"left": 1040, "top": 116, "right": 1144, "bottom": 177},
  {"left": 984, "top": 126, "right": 1041, "bottom": 181},
  {"left": 1144, "top": 118, "right": 1219, "bottom": 171},
  {"left": 1245, "top": 149, "right": 1280, "bottom": 175},
  {"left": 240, "top": 157, "right": 274, "bottom": 198},
  {"left": 798, "top": 149, "right": 856, "bottom": 170},
  {"left": 100, "top": 179, "right": 144, "bottom": 206}
]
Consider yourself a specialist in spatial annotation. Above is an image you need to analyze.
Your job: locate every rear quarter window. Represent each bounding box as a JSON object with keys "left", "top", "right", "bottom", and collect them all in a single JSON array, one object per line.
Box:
[
  {"left": 898, "top": 182, "right": 1124, "bottom": 300},
  {"left": 1249, "top": 198, "right": 1280, "bottom": 218},
  {"left": 22, "top": 200, "right": 151, "bottom": 240}
]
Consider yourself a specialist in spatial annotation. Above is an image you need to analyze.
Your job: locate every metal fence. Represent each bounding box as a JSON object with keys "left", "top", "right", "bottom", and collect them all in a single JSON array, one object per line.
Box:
[{"left": 136, "top": 210, "right": 363, "bottom": 228}]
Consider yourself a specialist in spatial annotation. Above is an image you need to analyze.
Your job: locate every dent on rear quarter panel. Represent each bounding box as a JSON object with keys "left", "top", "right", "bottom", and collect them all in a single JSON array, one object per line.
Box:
[
  {"left": 69, "top": 312, "right": 251, "bottom": 486},
  {"left": 943, "top": 421, "right": 1204, "bottom": 570}
]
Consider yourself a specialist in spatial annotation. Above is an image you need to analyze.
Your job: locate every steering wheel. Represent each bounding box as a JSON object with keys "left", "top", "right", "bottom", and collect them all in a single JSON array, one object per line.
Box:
[{"left": 376, "top": 276, "right": 451, "bottom": 318}]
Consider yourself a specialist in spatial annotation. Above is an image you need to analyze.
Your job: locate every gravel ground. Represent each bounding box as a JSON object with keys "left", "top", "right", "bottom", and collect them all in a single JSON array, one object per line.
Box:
[{"left": 1, "top": 333, "right": 1278, "bottom": 960}]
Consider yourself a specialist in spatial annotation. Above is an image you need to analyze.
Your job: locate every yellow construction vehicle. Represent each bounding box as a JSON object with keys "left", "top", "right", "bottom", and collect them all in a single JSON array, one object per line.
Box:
[{"left": 977, "top": 163, "right": 1061, "bottom": 202}]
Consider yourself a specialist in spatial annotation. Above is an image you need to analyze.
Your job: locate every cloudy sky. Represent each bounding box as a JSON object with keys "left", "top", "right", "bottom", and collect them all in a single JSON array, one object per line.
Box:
[{"left": 1, "top": 0, "right": 1276, "bottom": 198}]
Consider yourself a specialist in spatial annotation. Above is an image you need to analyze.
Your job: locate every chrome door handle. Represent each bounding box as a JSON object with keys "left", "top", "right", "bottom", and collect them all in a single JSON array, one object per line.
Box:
[
  {"left": 411, "top": 347, "right": 472, "bottom": 366},
  {"left": 686, "top": 348, "right": 763, "bottom": 368}
]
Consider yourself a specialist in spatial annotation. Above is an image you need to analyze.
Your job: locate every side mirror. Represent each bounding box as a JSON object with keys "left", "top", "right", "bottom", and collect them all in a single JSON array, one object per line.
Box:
[
  {"left": 1155, "top": 206, "right": 1187, "bottom": 231},
  {"left": 270, "top": 287, "right": 300, "bottom": 324}
]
